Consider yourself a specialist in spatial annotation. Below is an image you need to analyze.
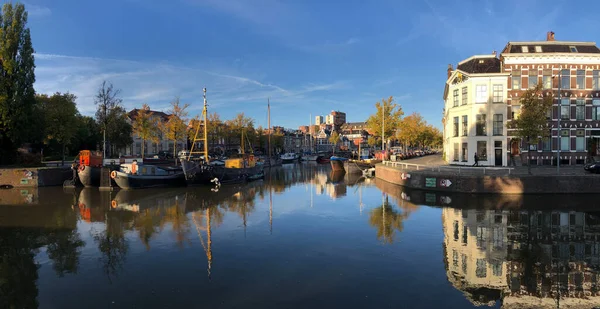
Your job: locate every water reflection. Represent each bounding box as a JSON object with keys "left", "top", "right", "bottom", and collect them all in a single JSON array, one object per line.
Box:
[{"left": 443, "top": 208, "right": 600, "bottom": 308}]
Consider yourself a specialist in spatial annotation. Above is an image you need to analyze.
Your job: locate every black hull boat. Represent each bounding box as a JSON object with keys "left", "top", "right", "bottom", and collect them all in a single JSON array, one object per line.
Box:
[
  {"left": 111, "top": 164, "right": 186, "bottom": 189},
  {"left": 181, "top": 159, "right": 263, "bottom": 186},
  {"left": 330, "top": 156, "right": 347, "bottom": 172},
  {"left": 344, "top": 160, "right": 374, "bottom": 174}
]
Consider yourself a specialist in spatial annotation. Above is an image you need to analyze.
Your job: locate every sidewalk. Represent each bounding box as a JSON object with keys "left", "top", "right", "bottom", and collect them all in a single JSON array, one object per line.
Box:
[{"left": 388, "top": 154, "right": 590, "bottom": 176}]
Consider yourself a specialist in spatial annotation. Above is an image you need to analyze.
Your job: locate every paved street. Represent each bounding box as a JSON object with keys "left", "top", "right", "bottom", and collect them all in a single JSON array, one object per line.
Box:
[{"left": 386, "top": 154, "right": 593, "bottom": 176}]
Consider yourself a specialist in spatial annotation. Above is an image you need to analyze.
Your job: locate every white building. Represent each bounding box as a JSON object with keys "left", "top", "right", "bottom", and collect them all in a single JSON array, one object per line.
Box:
[
  {"left": 119, "top": 109, "right": 186, "bottom": 157},
  {"left": 315, "top": 115, "right": 323, "bottom": 125},
  {"left": 443, "top": 53, "right": 509, "bottom": 166},
  {"left": 325, "top": 114, "right": 334, "bottom": 125}
]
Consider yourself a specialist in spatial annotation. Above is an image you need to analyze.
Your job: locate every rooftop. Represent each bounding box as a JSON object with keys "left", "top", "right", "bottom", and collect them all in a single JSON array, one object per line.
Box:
[
  {"left": 128, "top": 109, "right": 170, "bottom": 122},
  {"left": 456, "top": 56, "right": 501, "bottom": 74}
]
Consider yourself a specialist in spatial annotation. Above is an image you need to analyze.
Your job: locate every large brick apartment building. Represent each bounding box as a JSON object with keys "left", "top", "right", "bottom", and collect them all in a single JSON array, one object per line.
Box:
[{"left": 444, "top": 31, "right": 600, "bottom": 166}]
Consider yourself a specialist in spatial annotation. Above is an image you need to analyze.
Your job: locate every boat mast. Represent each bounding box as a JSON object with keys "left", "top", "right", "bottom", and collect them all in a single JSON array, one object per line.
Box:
[
  {"left": 187, "top": 87, "right": 209, "bottom": 164},
  {"left": 268, "top": 98, "right": 271, "bottom": 158}
]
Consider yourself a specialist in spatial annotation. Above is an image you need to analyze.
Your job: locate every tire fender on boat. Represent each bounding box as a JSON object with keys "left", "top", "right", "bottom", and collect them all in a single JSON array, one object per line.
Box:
[
  {"left": 111, "top": 200, "right": 117, "bottom": 208},
  {"left": 78, "top": 165, "right": 85, "bottom": 172},
  {"left": 110, "top": 171, "right": 117, "bottom": 179}
]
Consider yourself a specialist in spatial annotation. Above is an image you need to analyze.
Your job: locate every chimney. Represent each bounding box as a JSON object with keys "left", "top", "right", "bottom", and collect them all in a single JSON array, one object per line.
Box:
[
  {"left": 547, "top": 31, "right": 555, "bottom": 41},
  {"left": 447, "top": 64, "right": 453, "bottom": 79},
  {"left": 492, "top": 50, "right": 497, "bottom": 57}
]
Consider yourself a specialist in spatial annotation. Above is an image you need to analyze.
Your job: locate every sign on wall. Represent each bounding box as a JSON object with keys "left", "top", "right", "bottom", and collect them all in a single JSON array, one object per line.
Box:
[{"left": 425, "top": 178, "right": 437, "bottom": 188}]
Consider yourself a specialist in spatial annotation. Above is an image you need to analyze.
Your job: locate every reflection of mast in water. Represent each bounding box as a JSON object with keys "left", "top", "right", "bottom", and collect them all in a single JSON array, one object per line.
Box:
[
  {"left": 269, "top": 185, "right": 273, "bottom": 234},
  {"left": 192, "top": 208, "right": 212, "bottom": 279}
]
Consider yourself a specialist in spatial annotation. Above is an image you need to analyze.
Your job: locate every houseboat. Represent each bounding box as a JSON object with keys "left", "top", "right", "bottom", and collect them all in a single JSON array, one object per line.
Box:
[
  {"left": 77, "top": 150, "right": 103, "bottom": 187},
  {"left": 110, "top": 161, "right": 186, "bottom": 189},
  {"left": 281, "top": 152, "right": 299, "bottom": 164}
]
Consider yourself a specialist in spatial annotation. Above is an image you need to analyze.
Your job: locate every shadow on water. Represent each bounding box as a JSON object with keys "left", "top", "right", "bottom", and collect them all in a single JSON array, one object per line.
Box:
[{"left": 1, "top": 163, "right": 599, "bottom": 308}]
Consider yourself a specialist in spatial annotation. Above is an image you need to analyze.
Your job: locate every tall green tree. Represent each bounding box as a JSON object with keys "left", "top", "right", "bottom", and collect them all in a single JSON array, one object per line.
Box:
[
  {"left": 329, "top": 131, "right": 340, "bottom": 154},
  {"left": 163, "top": 97, "right": 189, "bottom": 163},
  {"left": 106, "top": 106, "right": 132, "bottom": 157},
  {"left": 132, "top": 104, "right": 159, "bottom": 158},
  {"left": 73, "top": 115, "right": 101, "bottom": 154},
  {"left": 510, "top": 84, "right": 552, "bottom": 174},
  {"left": 397, "top": 112, "right": 424, "bottom": 151},
  {"left": 366, "top": 96, "right": 404, "bottom": 149},
  {"left": 94, "top": 81, "right": 124, "bottom": 158},
  {"left": 0, "top": 3, "right": 36, "bottom": 164},
  {"left": 37, "top": 92, "right": 79, "bottom": 165}
]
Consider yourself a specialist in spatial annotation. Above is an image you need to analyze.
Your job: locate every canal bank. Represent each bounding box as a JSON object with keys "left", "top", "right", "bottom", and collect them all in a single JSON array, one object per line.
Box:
[
  {"left": 0, "top": 167, "right": 72, "bottom": 188},
  {"left": 376, "top": 162, "right": 600, "bottom": 194}
]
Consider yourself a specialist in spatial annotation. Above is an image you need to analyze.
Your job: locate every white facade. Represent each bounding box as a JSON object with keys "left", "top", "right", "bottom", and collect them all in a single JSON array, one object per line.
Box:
[
  {"left": 315, "top": 115, "right": 323, "bottom": 125},
  {"left": 325, "top": 114, "right": 334, "bottom": 125},
  {"left": 443, "top": 55, "right": 509, "bottom": 166}
]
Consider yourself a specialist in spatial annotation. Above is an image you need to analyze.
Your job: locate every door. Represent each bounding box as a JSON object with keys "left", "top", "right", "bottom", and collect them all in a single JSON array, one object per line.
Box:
[{"left": 495, "top": 149, "right": 502, "bottom": 166}]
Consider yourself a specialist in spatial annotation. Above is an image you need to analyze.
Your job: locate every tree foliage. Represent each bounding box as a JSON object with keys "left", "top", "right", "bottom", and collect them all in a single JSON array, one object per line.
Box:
[
  {"left": 95, "top": 81, "right": 130, "bottom": 157},
  {"left": 366, "top": 96, "right": 404, "bottom": 144},
  {"left": 368, "top": 198, "right": 409, "bottom": 244},
  {"left": 163, "top": 97, "right": 189, "bottom": 161},
  {"left": 509, "top": 84, "right": 552, "bottom": 174},
  {"left": 329, "top": 131, "right": 340, "bottom": 154},
  {"left": 37, "top": 92, "right": 79, "bottom": 164},
  {"left": 0, "top": 3, "right": 36, "bottom": 164},
  {"left": 132, "top": 104, "right": 159, "bottom": 158}
]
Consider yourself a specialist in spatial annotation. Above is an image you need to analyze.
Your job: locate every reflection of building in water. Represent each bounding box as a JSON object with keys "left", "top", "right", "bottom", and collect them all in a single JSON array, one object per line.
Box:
[{"left": 443, "top": 208, "right": 600, "bottom": 308}]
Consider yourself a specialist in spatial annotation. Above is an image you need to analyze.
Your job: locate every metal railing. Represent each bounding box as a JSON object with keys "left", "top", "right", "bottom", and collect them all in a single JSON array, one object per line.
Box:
[{"left": 382, "top": 161, "right": 514, "bottom": 175}]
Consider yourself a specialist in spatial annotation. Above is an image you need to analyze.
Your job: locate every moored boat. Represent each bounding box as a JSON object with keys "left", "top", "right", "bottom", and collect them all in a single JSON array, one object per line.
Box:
[
  {"left": 301, "top": 153, "right": 320, "bottom": 161},
  {"left": 111, "top": 162, "right": 186, "bottom": 189},
  {"left": 77, "top": 150, "right": 103, "bottom": 187},
  {"left": 281, "top": 153, "right": 299, "bottom": 164},
  {"left": 344, "top": 160, "right": 375, "bottom": 175},
  {"left": 330, "top": 156, "right": 348, "bottom": 172}
]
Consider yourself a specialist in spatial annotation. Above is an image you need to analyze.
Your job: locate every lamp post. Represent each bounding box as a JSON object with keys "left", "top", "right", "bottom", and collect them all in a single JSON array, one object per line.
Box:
[
  {"left": 557, "top": 67, "right": 562, "bottom": 174},
  {"left": 382, "top": 103, "right": 385, "bottom": 158}
]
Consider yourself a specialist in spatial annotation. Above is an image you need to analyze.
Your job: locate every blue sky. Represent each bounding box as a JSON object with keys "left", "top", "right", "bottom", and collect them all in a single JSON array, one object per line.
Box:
[{"left": 20, "top": 0, "right": 594, "bottom": 129}]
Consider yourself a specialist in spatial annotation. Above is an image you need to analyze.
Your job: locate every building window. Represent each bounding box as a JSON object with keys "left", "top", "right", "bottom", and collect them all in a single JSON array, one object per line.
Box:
[
  {"left": 477, "top": 141, "right": 487, "bottom": 161},
  {"left": 476, "top": 114, "right": 486, "bottom": 136},
  {"left": 461, "top": 254, "right": 467, "bottom": 273},
  {"left": 542, "top": 69, "right": 552, "bottom": 89},
  {"left": 462, "top": 225, "right": 468, "bottom": 244},
  {"left": 576, "top": 99, "right": 585, "bottom": 120},
  {"left": 491, "top": 261, "right": 502, "bottom": 277},
  {"left": 511, "top": 102, "right": 521, "bottom": 119},
  {"left": 461, "top": 87, "right": 467, "bottom": 105},
  {"left": 462, "top": 143, "right": 468, "bottom": 161},
  {"left": 570, "top": 46, "right": 578, "bottom": 52},
  {"left": 492, "top": 85, "right": 503, "bottom": 103},
  {"left": 512, "top": 71, "right": 520, "bottom": 89},
  {"left": 453, "top": 117, "right": 459, "bottom": 137},
  {"left": 452, "top": 250, "right": 459, "bottom": 267},
  {"left": 561, "top": 69, "right": 570, "bottom": 89},
  {"left": 535, "top": 46, "right": 542, "bottom": 52},
  {"left": 453, "top": 89, "right": 459, "bottom": 107},
  {"left": 576, "top": 129, "right": 585, "bottom": 151},
  {"left": 594, "top": 99, "right": 600, "bottom": 120},
  {"left": 453, "top": 143, "right": 459, "bottom": 161},
  {"left": 528, "top": 70, "right": 537, "bottom": 88},
  {"left": 594, "top": 70, "right": 600, "bottom": 90},
  {"left": 543, "top": 137, "right": 551, "bottom": 151},
  {"left": 577, "top": 70, "right": 585, "bottom": 89},
  {"left": 476, "top": 259, "right": 487, "bottom": 278},
  {"left": 521, "top": 46, "right": 528, "bottom": 53},
  {"left": 462, "top": 115, "right": 468, "bottom": 136},
  {"left": 453, "top": 221, "right": 459, "bottom": 241},
  {"left": 475, "top": 85, "right": 487, "bottom": 103},
  {"left": 493, "top": 114, "right": 503, "bottom": 136},
  {"left": 561, "top": 98, "right": 570, "bottom": 120},
  {"left": 560, "top": 130, "right": 569, "bottom": 151}
]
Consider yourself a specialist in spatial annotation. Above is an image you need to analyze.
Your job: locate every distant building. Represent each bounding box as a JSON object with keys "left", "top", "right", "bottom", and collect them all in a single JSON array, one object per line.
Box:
[
  {"left": 340, "top": 122, "right": 369, "bottom": 148},
  {"left": 119, "top": 109, "right": 186, "bottom": 157},
  {"left": 315, "top": 115, "right": 324, "bottom": 125},
  {"left": 298, "top": 125, "right": 309, "bottom": 134},
  {"left": 325, "top": 114, "right": 334, "bottom": 125},
  {"left": 331, "top": 110, "right": 346, "bottom": 128}
]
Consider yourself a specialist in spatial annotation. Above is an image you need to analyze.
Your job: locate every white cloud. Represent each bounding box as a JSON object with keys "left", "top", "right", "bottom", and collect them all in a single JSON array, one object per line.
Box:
[
  {"left": 23, "top": 3, "right": 51, "bottom": 17},
  {"left": 33, "top": 53, "right": 350, "bottom": 121}
]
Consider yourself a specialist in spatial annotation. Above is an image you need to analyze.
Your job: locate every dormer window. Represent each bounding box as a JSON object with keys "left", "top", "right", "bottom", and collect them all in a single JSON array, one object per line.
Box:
[
  {"left": 478, "top": 60, "right": 484, "bottom": 64},
  {"left": 521, "top": 46, "right": 529, "bottom": 53},
  {"left": 535, "top": 46, "right": 542, "bottom": 52},
  {"left": 570, "top": 46, "right": 578, "bottom": 52}
]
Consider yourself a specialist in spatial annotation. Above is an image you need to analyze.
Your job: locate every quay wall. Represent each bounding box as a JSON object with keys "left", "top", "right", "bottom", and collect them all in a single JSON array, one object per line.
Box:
[
  {"left": 375, "top": 164, "right": 600, "bottom": 194},
  {"left": 0, "top": 167, "right": 72, "bottom": 188}
]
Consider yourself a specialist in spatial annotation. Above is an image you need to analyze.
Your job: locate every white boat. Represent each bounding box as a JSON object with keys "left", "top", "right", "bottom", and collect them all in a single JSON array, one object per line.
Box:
[
  {"left": 281, "top": 153, "right": 299, "bottom": 164},
  {"left": 301, "top": 154, "right": 320, "bottom": 161}
]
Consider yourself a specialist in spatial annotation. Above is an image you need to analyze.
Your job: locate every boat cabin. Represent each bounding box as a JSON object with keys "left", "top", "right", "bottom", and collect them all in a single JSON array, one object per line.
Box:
[
  {"left": 119, "top": 163, "right": 181, "bottom": 175},
  {"left": 224, "top": 154, "right": 256, "bottom": 168}
]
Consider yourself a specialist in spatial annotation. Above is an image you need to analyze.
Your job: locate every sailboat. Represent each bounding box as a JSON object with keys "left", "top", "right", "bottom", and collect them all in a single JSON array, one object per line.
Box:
[
  {"left": 181, "top": 88, "right": 264, "bottom": 185},
  {"left": 264, "top": 98, "right": 282, "bottom": 168}
]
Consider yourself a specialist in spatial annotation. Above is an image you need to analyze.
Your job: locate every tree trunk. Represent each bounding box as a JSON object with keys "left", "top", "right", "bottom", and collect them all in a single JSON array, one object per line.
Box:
[
  {"left": 141, "top": 138, "right": 145, "bottom": 159},
  {"left": 173, "top": 140, "right": 177, "bottom": 165},
  {"left": 62, "top": 143, "right": 65, "bottom": 166},
  {"left": 527, "top": 141, "right": 532, "bottom": 175}
]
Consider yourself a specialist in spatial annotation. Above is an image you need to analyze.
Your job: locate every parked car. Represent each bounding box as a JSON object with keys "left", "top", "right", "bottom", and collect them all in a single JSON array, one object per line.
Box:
[
  {"left": 178, "top": 150, "right": 189, "bottom": 159},
  {"left": 584, "top": 161, "right": 600, "bottom": 173},
  {"left": 157, "top": 150, "right": 173, "bottom": 159}
]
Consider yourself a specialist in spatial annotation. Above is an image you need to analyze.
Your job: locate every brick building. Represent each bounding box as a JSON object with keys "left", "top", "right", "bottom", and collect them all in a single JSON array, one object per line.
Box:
[{"left": 501, "top": 31, "right": 600, "bottom": 166}]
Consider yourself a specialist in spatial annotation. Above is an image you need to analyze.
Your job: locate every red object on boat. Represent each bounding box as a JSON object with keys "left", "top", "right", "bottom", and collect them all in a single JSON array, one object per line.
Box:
[{"left": 79, "top": 150, "right": 103, "bottom": 167}]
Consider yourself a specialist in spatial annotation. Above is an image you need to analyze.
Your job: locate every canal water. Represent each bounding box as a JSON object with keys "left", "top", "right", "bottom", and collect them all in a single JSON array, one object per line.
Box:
[{"left": 1, "top": 163, "right": 599, "bottom": 309}]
